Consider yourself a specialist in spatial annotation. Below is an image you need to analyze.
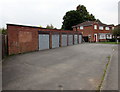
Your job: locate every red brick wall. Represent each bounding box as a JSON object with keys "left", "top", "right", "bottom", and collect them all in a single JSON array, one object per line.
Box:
[
  {"left": 77, "top": 26, "right": 95, "bottom": 41},
  {"left": 7, "top": 25, "right": 39, "bottom": 55},
  {"left": 7, "top": 24, "right": 82, "bottom": 55},
  {"left": 76, "top": 23, "right": 113, "bottom": 42}
]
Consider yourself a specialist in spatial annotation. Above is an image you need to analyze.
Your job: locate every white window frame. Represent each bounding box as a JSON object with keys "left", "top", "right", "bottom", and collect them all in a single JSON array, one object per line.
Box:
[
  {"left": 99, "top": 34, "right": 106, "bottom": 39},
  {"left": 80, "top": 26, "right": 83, "bottom": 29},
  {"left": 94, "top": 25, "right": 97, "bottom": 29},
  {"left": 99, "top": 26, "right": 104, "bottom": 30},
  {"left": 106, "top": 34, "right": 112, "bottom": 39},
  {"left": 105, "top": 27, "right": 110, "bottom": 30}
]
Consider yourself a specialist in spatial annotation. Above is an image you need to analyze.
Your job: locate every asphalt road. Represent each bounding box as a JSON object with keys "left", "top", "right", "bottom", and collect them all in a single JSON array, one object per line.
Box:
[{"left": 2, "top": 43, "right": 118, "bottom": 90}]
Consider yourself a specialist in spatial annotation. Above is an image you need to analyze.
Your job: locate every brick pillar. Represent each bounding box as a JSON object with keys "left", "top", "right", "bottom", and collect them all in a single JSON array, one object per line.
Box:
[
  {"left": 49, "top": 32, "right": 52, "bottom": 49},
  {"left": 73, "top": 34, "right": 74, "bottom": 45},
  {"left": 59, "top": 33, "right": 62, "bottom": 47},
  {"left": 78, "top": 34, "right": 79, "bottom": 44},
  {"left": 67, "top": 34, "right": 69, "bottom": 46}
]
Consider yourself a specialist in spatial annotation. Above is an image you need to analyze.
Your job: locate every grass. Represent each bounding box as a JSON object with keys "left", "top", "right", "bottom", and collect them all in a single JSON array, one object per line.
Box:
[
  {"left": 96, "top": 56, "right": 111, "bottom": 92},
  {"left": 97, "top": 42, "right": 120, "bottom": 44}
]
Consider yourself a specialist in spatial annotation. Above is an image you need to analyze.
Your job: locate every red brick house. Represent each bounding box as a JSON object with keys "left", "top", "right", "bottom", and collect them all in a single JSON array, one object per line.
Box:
[{"left": 72, "top": 21, "right": 114, "bottom": 42}]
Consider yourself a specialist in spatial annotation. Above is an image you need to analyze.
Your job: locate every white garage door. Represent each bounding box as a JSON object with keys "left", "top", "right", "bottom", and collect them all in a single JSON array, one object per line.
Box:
[
  {"left": 68, "top": 35, "right": 73, "bottom": 46},
  {"left": 52, "top": 34, "right": 59, "bottom": 48},
  {"left": 79, "top": 35, "right": 82, "bottom": 43},
  {"left": 39, "top": 34, "right": 49, "bottom": 50},
  {"left": 62, "top": 34, "right": 67, "bottom": 46},
  {"left": 74, "top": 35, "right": 78, "bottom": 45}
]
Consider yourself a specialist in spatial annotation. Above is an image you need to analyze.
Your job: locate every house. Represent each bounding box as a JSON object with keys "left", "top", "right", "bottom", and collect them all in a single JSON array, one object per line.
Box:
[{"left": 72, "top": 21, "right": 114, "bottom": 42}]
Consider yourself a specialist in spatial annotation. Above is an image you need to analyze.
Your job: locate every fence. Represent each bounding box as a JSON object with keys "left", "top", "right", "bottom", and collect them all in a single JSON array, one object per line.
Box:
[
  {"left": 2, "top": 34, "right": 8, "bottom": 59},
  {"left": 0, "top": 34, "right": 2, "bottom": 61}
]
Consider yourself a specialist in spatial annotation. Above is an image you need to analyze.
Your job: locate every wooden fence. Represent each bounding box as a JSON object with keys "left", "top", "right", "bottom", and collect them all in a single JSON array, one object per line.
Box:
[{"left": 2, "top": 34, "right": 8, "bottom": 59}]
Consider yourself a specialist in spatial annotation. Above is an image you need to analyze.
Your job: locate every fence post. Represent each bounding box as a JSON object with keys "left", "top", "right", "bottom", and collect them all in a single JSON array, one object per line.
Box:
[{"left": 2, "top": 34, "right": 8, "bottom": 59}]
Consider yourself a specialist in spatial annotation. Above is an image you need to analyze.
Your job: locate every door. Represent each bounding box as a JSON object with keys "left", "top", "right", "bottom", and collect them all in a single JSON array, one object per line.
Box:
[
  {"left": 52, "top": 34, "right": 59, "bottom": 48},
  {"left": 94, "top": 34, "right": 98, "bottom": 42},
  {"left": 39, "top": 34, "right": 49, "bottom": 50},
  {"left": 83, "top": 36, "right": 88, "bottom": 42},
  {"left": 62, "top": 34, "right": 67, "bottom": 46},
  {"left": 74, "top": 35, "right": 78, "bottom": 45},
  {"left": 68, "top": 35, "right": 73, "bottom": 46},
  {"left": 79, "top": 35, "right": 82, "bottom": 43}
]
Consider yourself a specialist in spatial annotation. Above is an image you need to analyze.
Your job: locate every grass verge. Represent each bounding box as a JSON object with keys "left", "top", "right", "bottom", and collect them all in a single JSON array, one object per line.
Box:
[{"left": 96, "top": 56, "right": 111, "bottom": 92}]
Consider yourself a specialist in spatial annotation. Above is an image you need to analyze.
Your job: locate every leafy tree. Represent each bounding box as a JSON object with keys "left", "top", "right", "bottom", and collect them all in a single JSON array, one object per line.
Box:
[
  {"left": 39, "top": 25, "right": 43, "bottom": 28},
  {"left": 46, "top": 24, "right": 54, "bottom": 29},
  {"left": 62, "top": 5, "right": 97, "bottom": 30},
  {"left": 62, "top": 10, "right": 81, "bottom": 30},
  {"left": 0, "top": 28, "right": 7, "bottom": 35},
  {"left": 112, "top": 26, "right": 120, "bottom": 39}
]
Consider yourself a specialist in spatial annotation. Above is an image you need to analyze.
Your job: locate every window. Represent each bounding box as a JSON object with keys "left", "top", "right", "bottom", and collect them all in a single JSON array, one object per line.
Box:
[
  {"left": 80, "top": 26, "right": 83, "bottom": 29},
  {"left": 106, "top": 34, "right": 112, "bottom": 39},
  {"left": 94, "top": 25, "right": 97, "bottom": 29},
  {"left": 99, "top": 34, "right": 106, "bottom": 39},
  {"left": 99, "top": 26, "right": 103, "bottom": 30},
  {"left": 105, "top": 27, "right": 110, "bottom": 30},
  {"left": 112, "top": 27, "right": 114, "bottom": 30}
]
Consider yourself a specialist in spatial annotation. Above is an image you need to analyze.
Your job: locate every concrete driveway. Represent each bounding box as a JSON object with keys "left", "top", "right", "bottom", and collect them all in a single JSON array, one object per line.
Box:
[{"left": 2, "top": 43, "right": 118, "bottom": 90}]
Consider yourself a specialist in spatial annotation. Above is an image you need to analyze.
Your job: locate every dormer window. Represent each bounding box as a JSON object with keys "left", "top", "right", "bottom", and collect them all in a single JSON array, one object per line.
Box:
[
  {"left": 94, "top": 25, "right": 97, "bottom": 29},
  {"left": 99, "top": 26, "right": 103, "bottom": 30},
  {"left": 80, "top": 26, "right": 83, "bottom": 29},
  {"left": 105, "top": 27, "right": 110, "bottom": 30}
]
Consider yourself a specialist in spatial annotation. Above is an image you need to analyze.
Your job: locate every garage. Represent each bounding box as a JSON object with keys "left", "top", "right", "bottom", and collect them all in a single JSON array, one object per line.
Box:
[
  {"left": 74, "top": 35, "right": 78, "bottom": 45},
  {"left": 68, "top": 35, "right": 73, "bottom": 46},
  {"left": 79, "top": 35, "right": 82, "bottom": 43},
  {"left": 39, "top": 34, "right": 49, "bottom": 50},
  {"left": 83, "top": 36, "right": 88, "bottom": 42},
  {"left": 61, "top": 34, "right": 67, "bottom": 46},
  {"left": 52, "top": 34, "right": 59, "bottom": 48}
]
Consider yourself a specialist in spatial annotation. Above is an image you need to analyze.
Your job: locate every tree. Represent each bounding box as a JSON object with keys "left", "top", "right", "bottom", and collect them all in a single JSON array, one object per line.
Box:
[
  {"left": 62, "top": 10, "right": 81, "bottom": 30},
  {"left": 112, "top": 26, "right": 120, "bottom": 40},
  {"left": 46, "top": 24, "right": 54, "bottom": 29},
  {"left": 39, "top": 25, "right": 43, "bottom": 28},
  {"left": 0, "top": 28, "right": 7, "bottom": 35},
  {"left": 62, "top": 5, "right": 97, "bottom": 30}
]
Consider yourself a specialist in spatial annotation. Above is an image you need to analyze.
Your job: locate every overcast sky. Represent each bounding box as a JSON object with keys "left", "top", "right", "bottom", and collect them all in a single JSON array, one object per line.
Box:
[{"left": 0, "top": 0, "right": 119, "bottom": 29}]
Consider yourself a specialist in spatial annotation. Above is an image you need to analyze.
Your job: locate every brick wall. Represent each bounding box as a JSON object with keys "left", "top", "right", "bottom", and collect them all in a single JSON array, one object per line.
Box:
[
  {"left": 7, "top": 25, "right": 39, "bottom": 55},
  {"left": 76, "top": 23, "right": 113, "bottom": 42},
  {"left": 7, "top": 24, "right": 82, "bottom": 55}
]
